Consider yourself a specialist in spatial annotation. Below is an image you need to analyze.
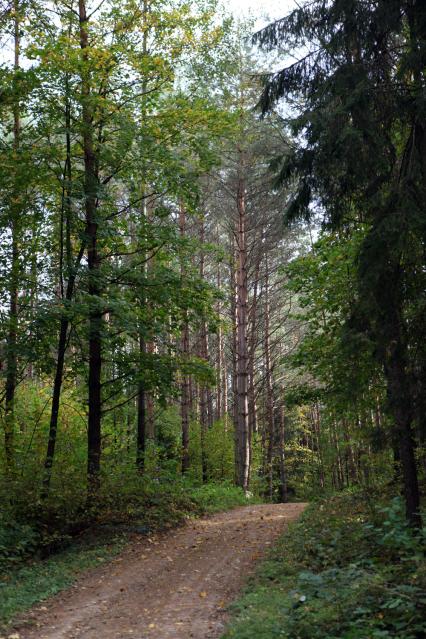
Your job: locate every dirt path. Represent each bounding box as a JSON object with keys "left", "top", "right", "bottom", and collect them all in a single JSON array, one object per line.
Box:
[{"left": 16, "top": 503, "right": 306, "bottom": 639}]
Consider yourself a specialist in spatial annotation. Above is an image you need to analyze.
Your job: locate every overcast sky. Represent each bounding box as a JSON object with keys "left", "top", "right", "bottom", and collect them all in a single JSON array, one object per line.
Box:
[{"left": 227, "top": 0, "right": 296, "bottom": 24}]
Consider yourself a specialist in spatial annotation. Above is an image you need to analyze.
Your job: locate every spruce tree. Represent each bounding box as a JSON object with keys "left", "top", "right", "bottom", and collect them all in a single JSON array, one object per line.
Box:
[{"left": 254, "top": 0, "right": 426, "bottom": 526}]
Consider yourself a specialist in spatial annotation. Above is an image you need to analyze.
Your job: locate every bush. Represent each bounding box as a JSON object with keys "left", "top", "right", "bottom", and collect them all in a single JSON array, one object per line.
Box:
[
  {"left": 189, "top": 482, "right": 254, "bottom": 514},
  {"left": 0, "top": 519, "right": 40, "bottom": 568},
  {"left": 223, "top": 491, "right": 426, "bottom": 639}
]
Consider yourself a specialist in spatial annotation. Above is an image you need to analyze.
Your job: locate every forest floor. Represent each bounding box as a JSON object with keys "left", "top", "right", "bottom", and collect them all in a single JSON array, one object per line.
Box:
[{"left": 11, "top": 503, "right": 306, "bottom": 639}]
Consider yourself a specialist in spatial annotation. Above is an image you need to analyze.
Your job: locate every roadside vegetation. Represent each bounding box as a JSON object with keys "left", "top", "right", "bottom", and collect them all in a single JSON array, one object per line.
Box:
[
  {"left": 224, "top": 491, "right": 426, "bottom": 639},
  {"left": 0, "top": 479, "right": 250, "bottom": 629},
  {"left": 1, "top": 0, "right": 425, "bottom": 635}
]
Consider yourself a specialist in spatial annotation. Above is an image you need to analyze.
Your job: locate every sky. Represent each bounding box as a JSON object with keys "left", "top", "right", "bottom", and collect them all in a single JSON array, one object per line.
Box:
[
  {"left": 1, "top": 0, "right": 298, "bottom": 66},
  {"left": 227, "top": 0, "right": 297, "bottom": 24}
]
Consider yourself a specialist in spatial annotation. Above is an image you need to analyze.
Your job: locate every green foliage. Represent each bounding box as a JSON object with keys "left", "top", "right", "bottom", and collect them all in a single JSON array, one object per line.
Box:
[
  {"left": 188, "top": 417, "right": 235, "bottom": 483},
  {"left": 189, "top": 482, "right": 254, "bottom": 514},
  {"left": 0, "top": 479, "right": 250, "bottom": 630},
  {"left": 255, "top": 0, "right": 426, "bottom": 525},
  {"left": 0, "top": 389, "right": 252, "bottom": 573},
  {"left": 0, "top": 521, "right": 39, "bottom": 570},
  {"left": 281, "top": 229, "right": 397, "bottom": 499},
  {"left": 285, "top": 229, "right": 380, "bottom": 407},
  {"left": 223, "top": 492, "right": 426, "bottom": 639}
]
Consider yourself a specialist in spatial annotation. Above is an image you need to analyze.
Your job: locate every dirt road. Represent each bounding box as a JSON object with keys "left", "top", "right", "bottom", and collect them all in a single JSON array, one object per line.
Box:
[{"left": 16, "top": 503, "right": 306, "bottom": 639}]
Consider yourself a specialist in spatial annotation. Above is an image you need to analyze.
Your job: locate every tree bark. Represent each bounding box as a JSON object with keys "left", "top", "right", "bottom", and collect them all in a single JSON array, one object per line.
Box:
[
  {"left": 136, "top": 0, "right": 152, "bottom": 473},
  {"left": 199, "top": 216, "right": 209, "bottom": 482},
  {"left": 230, "top": 243, "right": 239, "bottom": 476},
  {"left": 264, "top": 255, "right": 275, "bottom": 500},
  {"left": 179, "top": 204, "right": 190, "bottom": 473},
  {"left": 42, "top": 70, "right": 84, "bottom": 497},
  {"left": 235, "top": 168, "right": 250, "bottom": 492},
  {"left": 42, "top": 249, "right": 84, "bottom": 495},
  {"left": 384, "top": 339, "right": 421, "bottom": 527},
  {"left": 136, "top": 334, "right": 147, "bottom": 471},
  {"left": 4, "top": 0, "right": 21, "bottom": 473},
  {"left": 215, "top": 257, "right": 224, "bottom": 421},
  {"left": 248, "top": 258, "right": 260, "bottom": 441},
  {"left": 277, "top": 404, "right": 288, "bottom": 502},
  {"left": 312, "top": 403, "right": 325, "bottom": 490},
  {"left": 79, "top": 0, "right": 102, "bottom": 500}
]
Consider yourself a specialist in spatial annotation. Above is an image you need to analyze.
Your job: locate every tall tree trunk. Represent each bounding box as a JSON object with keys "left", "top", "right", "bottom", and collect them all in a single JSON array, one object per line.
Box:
[
  {"left": 199, "top": 216, "right": 209, "bottom": 481},
  {"left": 248, "top": 258, "right": 260, "bottom": 441},
  {"left": 373, "top": 250, "right": 421, "bottom": 526},
  {"left": 136, "top": 334, "right": 147, "bottom": 471},
  {"left": 79, "top": 0, "right": 102, "bottom": 500},
  {"left": 146, "top": 340, "right": 156, "bottom": 441},
  {"left": 264, "top": 256, "right": 275, "bottom": 501},
  {"left": 312, "top": 403, "right": 325, "bottom": 490},
  {"left": 4, "top": 0, "right": 21, "bottom": 473},
  {"left": 342, "top": 418, "right": 357, "bottom": 484},
  {"left": 235, "top": 168, "right": 250, "bottom": 492},
  {"left": 42, "top": 252, "right": 84, "bottom": 495},
  {"left": 179, "top": 204, "right": 190, "bottom": 473},
  {"left": 42, "top": 72, "right": 84, "bottom": 497},
  {"left": 277, "top": 404, "right": 288, "bottom": 502},
  {"left": 136, "top": 0, "right": 150, "bottom": 473},
  {"left": 144, "top": 205, "right": 156, "bottom": 442},
  {"left": 331, "top": 420, "right": 344, "bottom": 490},
  {"left": 230, "top": 244, "right": 239, "bottom": 476},
  {"left": 215, "top": 258, "right": 223, "bottom": 421},
  {"left": 384, "top": 338, "right": 421, "bottom": 528},
  {"left": 221, "top": 336, "right": 228, "bottom": 424}
]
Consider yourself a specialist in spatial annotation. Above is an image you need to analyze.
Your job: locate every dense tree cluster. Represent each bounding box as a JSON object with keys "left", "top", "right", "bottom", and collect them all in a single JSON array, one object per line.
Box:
[
  {"left": 0, "top": 0, "right": 424, "bottom": 545},
  {"left": 255, "top": 0, "right": 426, "bottom": 526}
]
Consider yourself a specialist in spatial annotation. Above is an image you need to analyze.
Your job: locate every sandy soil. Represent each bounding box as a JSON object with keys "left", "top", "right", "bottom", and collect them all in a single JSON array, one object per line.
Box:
[{"left": 15, "top": 502, "right": 306, "bottom": 639}]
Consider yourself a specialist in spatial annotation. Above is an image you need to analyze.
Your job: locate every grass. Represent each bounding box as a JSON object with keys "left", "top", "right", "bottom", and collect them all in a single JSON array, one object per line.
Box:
[
  {"left": 0, "top": 480, "right": 253, "bottom": 631},
  {"left": 0, "top": 532, "right": 127, "bottom": 630},
  {"left": 222, "top": 490, "right": 426, "bottom": 639}
]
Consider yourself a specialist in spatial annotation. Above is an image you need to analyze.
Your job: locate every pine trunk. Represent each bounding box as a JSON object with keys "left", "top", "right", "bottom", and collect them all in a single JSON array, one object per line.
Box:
[
  {"left": 235, "top": 173, "right": 250, "bottom": 492},
  {"left": 264, "top": 257, "right": 275, "bottom": 501},
  {"left": 179, "top": 205, "right": 190, "bottom": 473}
]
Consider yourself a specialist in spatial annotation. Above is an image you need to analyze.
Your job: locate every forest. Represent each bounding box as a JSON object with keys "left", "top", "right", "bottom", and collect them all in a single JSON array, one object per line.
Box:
[{"left": 0, "top": 0, "right": 425, "bottom": 638}]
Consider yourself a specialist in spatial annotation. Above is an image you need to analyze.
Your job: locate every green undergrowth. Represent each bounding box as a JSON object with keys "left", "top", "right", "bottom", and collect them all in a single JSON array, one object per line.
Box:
[
  {"left": 0, "top": 480, "right": 251, "bottom": 630},
  {"left": 223, "top": 490, "right": 426, "bottom": 639},
  {"left": 0, "top": 532, "right": 127, "bottom": 631},
  {"left": 189, "top": 482, "right": 258, "bottom": 514}
]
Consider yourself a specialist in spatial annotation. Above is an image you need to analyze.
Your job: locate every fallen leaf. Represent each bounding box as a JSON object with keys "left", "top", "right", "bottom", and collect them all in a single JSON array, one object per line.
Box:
[{"left": 199, "top": 591, "right": 207, "bottom": 598}]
